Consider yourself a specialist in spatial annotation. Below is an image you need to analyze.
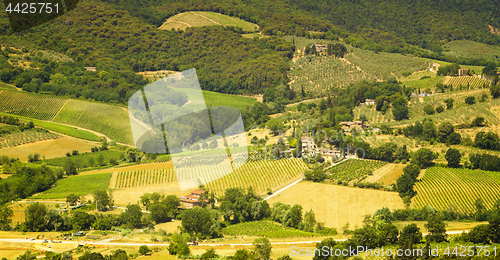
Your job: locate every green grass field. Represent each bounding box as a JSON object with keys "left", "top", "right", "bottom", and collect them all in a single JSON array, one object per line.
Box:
[
  {"left": 414, "top": 167, "right": 500, "bottom": 214},
  {"left": 0, "top": 112, "right": 101, "bottom": 141},
  {"left": 0, "top": 90, "right": 67, "bottom": 120},
  {"left": 53, "top": 100, "right": 134, "bottom": 145},
  {"left": 159, "top": 11, "right": 258, "bottom": 32},
  {"left": 202, "top": 90, "right": 257, "bottom": 111},
  {"left": 32, "top": 172, "right": 112, "bottom": 199},
  {"left": 222, "top": 221, "right": 319, "bottom": 238},
  {"left": 443, "top": 40, "right": 500, "bottom": 63}
]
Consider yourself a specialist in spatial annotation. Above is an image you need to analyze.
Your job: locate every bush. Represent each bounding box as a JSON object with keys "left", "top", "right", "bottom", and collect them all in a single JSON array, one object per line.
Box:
[
  {"left": 401, "top": 159, "right": 407, "bottom": 164},
  {"left": 436, "top": 106, "right": 444, "bottom": 113},
  {"left": 394, "top": 159, "right": 401, "bottom": 164},
  {"left": 423, "top": 104, "right": 435, "bottom": 115},
  {"left": 465, "top": 96, "right": 476, "bottom": 105}
]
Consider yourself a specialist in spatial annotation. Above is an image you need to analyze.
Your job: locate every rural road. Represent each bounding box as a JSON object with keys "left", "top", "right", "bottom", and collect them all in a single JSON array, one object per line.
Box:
[{"left": 0, "top": 230, "right": 469, "bottom": 247}]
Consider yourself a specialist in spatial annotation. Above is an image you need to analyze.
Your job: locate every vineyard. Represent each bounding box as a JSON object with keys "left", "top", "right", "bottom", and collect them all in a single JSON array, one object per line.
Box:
[
  {"left": 0, "top": 129, "right": 59, "bottom": 149},
  {"left": 354, "top": 105, "right": 394, "bottom": 124},
  {"left": 53, "top": 100, "right": 134, "bottom": 145},
  {"left": 222, "top": 221, "right": 319, "bottom": 238},
  {"left": 446, "top": 76, "right": 491, "bottom": 89},
  {"left": 114, "top": 159, "right": 307, "bottom": 196},
  {"left": 284, "top": 37, "right": 428, "bottom": 94},
  {"left": 413, "top": 167, "right": 500, "bottom": 214},
  {"left": 115, "top": 168, "right": 176, "bottom": 188},
  {"left": 443, "top": 40, "right": 500, "bottom": 63},
  {"left": 0, "top": 90, "right": 67, "bottom": 120},
  {"left": 34, "top": 172, "right": 112, "bottom": 199},
  {"left": 326, "top": 159, "right": 387, "bottom": 182}
]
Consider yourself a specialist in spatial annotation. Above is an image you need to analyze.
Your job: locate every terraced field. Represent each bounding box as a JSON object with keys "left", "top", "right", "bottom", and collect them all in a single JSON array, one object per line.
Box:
[
  {"left": 414, "top": 167, "right": 500, "bottom": 214},
  {"left": 53, "top": 100, "right": 134, "bottom": 145},
  {"left": 0, "top": 90, "right": 67, "bottom": 120}
]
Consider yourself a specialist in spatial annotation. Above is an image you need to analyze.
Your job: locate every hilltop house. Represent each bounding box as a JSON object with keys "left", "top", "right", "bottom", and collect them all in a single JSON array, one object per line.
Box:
[
  {"left": 340, "top": 121, "right": 370, "bottom": 132},
  {"left": 180, "top": 190, "right": 209, "bottom": 209},
  {"left": 312, "top": 44, "right": 327, "bottom": 52},
  {"left": 84, "top": 67, "right": 96, "bottom": 72}
]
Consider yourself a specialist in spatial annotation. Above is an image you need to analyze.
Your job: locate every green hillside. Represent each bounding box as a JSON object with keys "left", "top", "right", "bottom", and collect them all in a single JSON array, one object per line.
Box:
[{"left": 159, "top": 11, "right": 258, "bottom": 32}]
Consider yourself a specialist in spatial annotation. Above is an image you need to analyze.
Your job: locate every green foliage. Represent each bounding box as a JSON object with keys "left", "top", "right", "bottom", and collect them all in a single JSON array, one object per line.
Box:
[
  {"left": 35, "top": 172, "right": 112, "bottom": 199},
  {"left": 222, "top": 221, "right": 319, "bottom": 238},
  {"left": 39, "top": 150, "right": 125, "bottom": 168},
  {"left": 253, "top": 238, "right": 271, "bottom": 260},
  {"left": 444, "top": 148, "right": 461, "bottom": 168},
  {"left": 423, "top": 104, "right": 435, "bottom": 115},
  {"left": 411, "top": 148, "right": 438, "bottom": 167},
  {"left": 424, "top": 214, "right": 447, "bottom": 243},
  {"left": 304, "top": 168, "right": 327, "bottom": 182},
  {"left": 326, "top": 159, "right": 387, "bottom": 183},
  {"left": 0, "top": 205, "right": 13, "bottom": 231},
  {"left": 465, "top": 96, "right": 476, "bottom": 105},
  {"left": 138, "top": 245, "right": 152, "bottom": 255}
]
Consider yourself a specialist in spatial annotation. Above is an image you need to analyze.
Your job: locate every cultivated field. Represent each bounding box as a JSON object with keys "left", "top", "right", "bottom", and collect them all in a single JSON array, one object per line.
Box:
[
  {"left": 32, "top": 172, "right": 112, "bottom": 199},
  {"left": 205, "top": 159, "right": 308, "bottom": 196},
  {"left": 0, "top": 137, "right": 98, "bottom": 162},
  {"left": 0, "top": 130, "right": 59, "bottom": 149},
  {"left": 0, "top": 90, "right": 67, "bottom": 120},
  {"left": 53, "top": 100, "right": 134, "bottom": 145},
  {"left": 364, "top": 163, "right": 405, "bottom": 185},
  {"left": 443, "top": 40, "right": 500, "bottom": 63},
  {"left": 222, "top": 221, "right": 319, "bottom": 238},
  {"left": 326, "top": 159, "right": 388, "bottom": 183},
  {"left": 159, "top": 12, "right": 258, "bottom": 32},
  {"left": 285, "top": 37, "right": 428, "bottom": 93},
  {"left": 446, "top": 76, "right": 491, "bottom": 89},
  {"left": 414, "top": 167, "right": 500, "bottom": 214},
  {"left": 267, "top": 182, "right": 405, "bottom": 230}
]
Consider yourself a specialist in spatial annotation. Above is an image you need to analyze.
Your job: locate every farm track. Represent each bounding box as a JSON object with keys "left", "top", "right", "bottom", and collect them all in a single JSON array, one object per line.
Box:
[{"left": 51, "top": 99, "right": 70, "bottom": 121}]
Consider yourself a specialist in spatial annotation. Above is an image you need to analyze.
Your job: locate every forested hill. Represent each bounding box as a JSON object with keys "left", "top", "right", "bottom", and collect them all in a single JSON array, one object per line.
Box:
[
  {"left": 101, "top": 0, "right": 500, "bottom": 52},
  {"left": 0, "top": 1, "right": 295, "bottom": 102}
]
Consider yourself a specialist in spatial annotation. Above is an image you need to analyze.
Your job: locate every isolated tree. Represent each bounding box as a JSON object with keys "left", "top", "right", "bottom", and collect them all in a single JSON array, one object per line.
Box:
[
  {"left": 93, "top": 189, "right": 111, "bottom": 211},
  {"left": 138, "top": 245, "right": 152, "bottom": 255},
  {"left": 0, "top": 205, "right": 13, "bottom": 231},
  {"left": 435, "top": 105, "right": 444, "bottom": 113},
  {"left": 491, "top": 85, "right": 500, "bottom": 99},
  {"left": 424, "top": 214, "right": 447, "bottom": 243},
  {"left": 465, "top": 96, "right": 476, "bottom": 105},
  {"left": 201, "top": 249, "right": 219, "bottom": 260},
  {"left": 423, "top": 104, "right": 435, "bottom": 115},
  {"left": 437, "top": 121, "right": 454, "bottom": 143},
  {"left": 168, "top": 233, "right": 191, "bottom": 256},
  {"left": 180, "top": 207, "right": 213, "bottom": 237},
  {"left": 120, "top": 204, "right": 143, "bottom": 229},
  {"left": 287, "top": 204, "right": 303, "bottom": 228},
  {"left": 63, "top": 158, "right": 77, "bottom": 175},
  {"left": 443, "top": 98, "right": 454, "bottom": 109},
  {"left": 66, "top": 194, "right": 80, "bottom": 206},
  {"left": 422, "top": 119, "right": 437, "bottom": 141},
  {"left": 253, "top": 238, "right": 272, "bottom": 260},
  {"left": 411, "top": 148, "right": 438, "bottom": 167},
  {"left": 447, "top": 132, "right": 462, "bottom": 145},
  {"left": 445, "top": 148, "right": 461, "bottom": 168},
  {"left": 472, "top": 116, "right": 486, "bottom": 127},
  {"left": 24, "top": 203, "right": 47, "bottom": 232}
]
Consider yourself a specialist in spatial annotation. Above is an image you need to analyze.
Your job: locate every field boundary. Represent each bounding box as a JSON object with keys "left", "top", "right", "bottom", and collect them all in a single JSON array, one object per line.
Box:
[
  {"left": 192, "top": 11, "right": 222, "bottom": 25},
  {"left": 52, "top": 99, "right": 70, "bottom": 121}
]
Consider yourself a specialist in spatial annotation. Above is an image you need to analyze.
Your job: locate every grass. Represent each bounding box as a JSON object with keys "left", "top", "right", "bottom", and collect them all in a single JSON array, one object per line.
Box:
[
  {"left": 0, "top": 112, "right": 101, "bottom": 141},
  {"left": 32, "top": 172, "right": 112, "bottom": 199},
  {"left": 0, "top": 90, "right": 67, "bottom": 120},
  {"left": 158, "top": 11, "right": 258, "bottom": 32},
  {"left": 53, "top": 100, "right": 134, "bottom": 145},
  {"left": 222, "top": 221, "right": 319, "bottom": 238},
  {"left": 413, "top": 167, "right": 500, "bottom": 214},
  {"left": 267, "top": 181, "right": 405, "bottom": 230},
  {"left": 443, "top": 40, "right": 500, "bottom": 63},
  {"left": 202, "top": 90, "right": 257, "bottom": 111}
]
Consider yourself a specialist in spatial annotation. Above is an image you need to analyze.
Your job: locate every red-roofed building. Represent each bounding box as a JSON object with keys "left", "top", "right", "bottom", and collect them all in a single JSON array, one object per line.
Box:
[{"left": 180, "top": 190, "right": 209, "bottom": 209}]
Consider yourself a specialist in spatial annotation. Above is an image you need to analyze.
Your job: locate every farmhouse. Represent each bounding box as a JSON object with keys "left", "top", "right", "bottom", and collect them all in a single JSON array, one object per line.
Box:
[
  {"left": 458, "top": 68, "right": 469, "bottom": 76},
  {"left": 340, "top": 121, "right": 370, "bottom": 132},
  {"left": 311, "top": 44, "right": 327, "bottom": 52},
  {"left": 84, "top": 67, "right": 96, "bottom": 72},
  {"left": 360, "top": 99, "right": 375, "bottom": 106},
  {"left": 180, "top": 190, "right": 209, "bottom": 209}
]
